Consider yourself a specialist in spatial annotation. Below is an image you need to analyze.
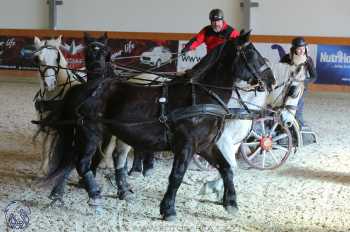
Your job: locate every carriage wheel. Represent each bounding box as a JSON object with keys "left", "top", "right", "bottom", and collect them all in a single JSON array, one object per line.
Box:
[
  {"left": 240, "top": 116, "right": 293, "bottom": 170},
  {"left": 192, "top": 154, "right": 214, "bottom": 171}
]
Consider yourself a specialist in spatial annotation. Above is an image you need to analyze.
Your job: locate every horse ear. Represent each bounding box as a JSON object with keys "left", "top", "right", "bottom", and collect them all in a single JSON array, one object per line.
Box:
[
  {"left": 99, "top": 32, "right": 108, "bottom": 45},
  {"left": 34, "top": 36, "right": 43, "bottom": 49},
  {"left": 56, "top": 35, "right": 62, "bottom": 44},
  {"left": 240, "top": 29, "right": 252, "bottom": 44},
  {"left": 34, "top": 36, "right": 41, "bottom": 44},
  {"left": 84, "top": 32, "right": 92, "bottom": 43}
]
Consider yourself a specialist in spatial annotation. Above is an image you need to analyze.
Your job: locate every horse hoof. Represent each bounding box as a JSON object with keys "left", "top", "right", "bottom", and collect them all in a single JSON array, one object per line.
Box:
[
  {"left": 88, "top": 197, "right": 102, "bottom": 207},
  {"left": 163, "top": 215, "right": 177, "bottom": 222},
  {"left": 49, "top": 198, "right": 64, "bottom": 208},
  {"left": 224, "top": 205, "right": 239, "bottom": 215},
  {"left": 128, "top": 171, "right": 142, "bottom": 177},
  {"left": 143, "top": 168, "right": 154, "bottom": 177},
  {"left": 118, "top": 190, "right": 134, "bottom": 201},
  {"left": 48, "top": 192, "right": 62, "bottom": 200}
]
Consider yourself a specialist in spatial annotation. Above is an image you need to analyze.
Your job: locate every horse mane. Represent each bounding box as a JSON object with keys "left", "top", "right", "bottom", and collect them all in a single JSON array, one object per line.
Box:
[{"left": 187, "top": 42, "right": 228, "bottom": 81}]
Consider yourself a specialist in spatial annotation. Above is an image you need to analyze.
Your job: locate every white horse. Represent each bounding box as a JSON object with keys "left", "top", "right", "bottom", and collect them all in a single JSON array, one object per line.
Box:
[
  {"left": 201, "top": 61, "right": 307, "bottom": 198},
  {"left": 33, "top": 35, "right": 83, "bottom": 98},
  {"left": 33, "top": 35, "right": 84, "bottom": 173}
]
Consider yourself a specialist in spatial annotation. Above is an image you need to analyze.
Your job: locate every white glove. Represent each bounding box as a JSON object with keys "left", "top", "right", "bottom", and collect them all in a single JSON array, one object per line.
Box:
[{"left": 281, "top": 109, "right": 295, "bottom": 127}]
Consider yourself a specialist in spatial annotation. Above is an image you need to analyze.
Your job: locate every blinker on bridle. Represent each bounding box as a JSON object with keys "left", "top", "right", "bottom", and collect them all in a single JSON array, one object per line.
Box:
[
  {"left": 237, "top": 42, "right": 273, "bottom": 91},
  {"left": 36, "top": 45, "right": 61, "bottom": 80}
]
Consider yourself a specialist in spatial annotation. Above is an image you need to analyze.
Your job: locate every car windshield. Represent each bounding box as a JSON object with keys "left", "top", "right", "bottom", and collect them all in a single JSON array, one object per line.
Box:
[{"left": 151, "top": 47, "right": 162, "bottom": 52}]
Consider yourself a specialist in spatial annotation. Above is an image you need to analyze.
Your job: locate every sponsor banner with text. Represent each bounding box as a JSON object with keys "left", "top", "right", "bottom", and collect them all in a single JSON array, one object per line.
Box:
[
  {"left": 177, "top": 40, "right": 206, "bottom": 72},
  {"left": 315, "top": 45, "right": 350, "bottom": 85},
  {"left": 109, "top": 39, "right": 178, "bottom": 72}
]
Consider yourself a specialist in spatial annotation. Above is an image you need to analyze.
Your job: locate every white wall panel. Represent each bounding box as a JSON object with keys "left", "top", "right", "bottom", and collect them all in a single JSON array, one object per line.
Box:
[
  {"left": 56, "top": 0, "right": 243, "bottom": 33},
  {"left": 0, "top": 0, "right": 48, "bottom": 29},
  {"left": 251, "top": 0, "right": 350, "bottom": 37}
]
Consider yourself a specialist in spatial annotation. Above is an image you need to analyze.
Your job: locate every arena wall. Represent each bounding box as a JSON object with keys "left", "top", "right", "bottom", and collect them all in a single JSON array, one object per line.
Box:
[
  {"left": 251, "top": 0, "right": 350, "bottom": 37},
  {"left": 0, "top": 29, "right": 349, "bottom": 93}
]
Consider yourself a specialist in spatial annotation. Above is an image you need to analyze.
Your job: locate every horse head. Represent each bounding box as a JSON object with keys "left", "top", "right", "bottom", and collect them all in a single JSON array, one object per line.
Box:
[
  {"left": 83, "top": 32, "right": 111, "bottom": 78},
  {"left": 33, "top": 35, "right": 67, "bottom": 91},
  {"left": 230, "top": 31, "right": 276, "bottom": 92}
]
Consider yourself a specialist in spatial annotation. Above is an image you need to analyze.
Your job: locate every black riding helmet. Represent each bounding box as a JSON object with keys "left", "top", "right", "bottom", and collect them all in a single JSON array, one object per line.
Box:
[
  {"left": 291, "top": 36, "right": 308, "bottom": 55},
  {"left": 291, "top": 37, "right": 307, "bottom": 48},
  {"left": 209, "top": 9, "right": 224, "bottom": 21}
]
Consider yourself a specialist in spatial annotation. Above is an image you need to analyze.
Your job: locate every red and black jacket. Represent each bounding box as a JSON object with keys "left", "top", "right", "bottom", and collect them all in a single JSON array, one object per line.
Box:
[{"left": 184, "top": 21, "right": 240, "bottom": 53}]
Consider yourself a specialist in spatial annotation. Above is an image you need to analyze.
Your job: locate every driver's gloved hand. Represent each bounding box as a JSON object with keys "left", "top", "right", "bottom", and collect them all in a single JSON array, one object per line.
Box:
[{"left": 180, "top": 46, "right": 190, "bottom": 55}]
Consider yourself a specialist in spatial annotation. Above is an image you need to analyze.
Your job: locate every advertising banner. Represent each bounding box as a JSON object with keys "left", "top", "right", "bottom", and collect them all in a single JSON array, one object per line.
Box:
[
  {"left": 315, "top": 45, "right": 350, "bottom": 85},
  {"left": 109, "top": 39, "right": 178, "bottom": 72},
  {"left": 177, "top": 40, "right": 206, "bottom": 72},
  {"left": 0, "top": 36, "right": 86, "bottom": 71},
  {"left": 0, "top": 36, "right": 37, "bottom": 70}
]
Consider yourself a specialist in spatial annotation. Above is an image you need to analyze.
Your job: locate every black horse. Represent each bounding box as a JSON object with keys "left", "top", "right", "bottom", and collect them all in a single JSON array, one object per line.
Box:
[
  {"left": 47, "top": 32, "right": 155, "bottom": 202},
  {"left": 85, "top": 32, "right": 155, "bottom": 177},
  {"left": 45, "top": 32, "right": 114, "bottom": 202},
  {"left": 39, "top": 31, "right": 275, "bottom": 220}
]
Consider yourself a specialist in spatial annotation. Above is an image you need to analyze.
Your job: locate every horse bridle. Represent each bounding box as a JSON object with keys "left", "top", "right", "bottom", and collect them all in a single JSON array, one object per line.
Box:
[
  {"left": 236, "top": 41, "right": 273, "bottom": 91},
  {"left": 85, "top": 41, "right": 112, "bottom": 75},
  {"left": 35, "top": 44, "right": 62, "bottom": 82}
]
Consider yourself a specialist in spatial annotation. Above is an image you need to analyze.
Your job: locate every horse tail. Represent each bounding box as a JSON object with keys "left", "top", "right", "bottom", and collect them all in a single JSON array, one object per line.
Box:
[
  {"left": 33, "top": 87, "right": 80, "bottom": 185},
  {"left": 39, "top": 122, "right": 76, "bottom": 185}
]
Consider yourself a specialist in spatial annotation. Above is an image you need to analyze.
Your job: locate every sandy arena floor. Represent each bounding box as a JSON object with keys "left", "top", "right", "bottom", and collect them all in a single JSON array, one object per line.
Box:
[{"left": 0, "top": 77, "right": 350, "bottom": 232}]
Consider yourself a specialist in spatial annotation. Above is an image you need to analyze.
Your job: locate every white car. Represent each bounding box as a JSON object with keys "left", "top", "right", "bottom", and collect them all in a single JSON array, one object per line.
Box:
[{"left": 140, "top": 46, "right": 172, "bottom": 68}]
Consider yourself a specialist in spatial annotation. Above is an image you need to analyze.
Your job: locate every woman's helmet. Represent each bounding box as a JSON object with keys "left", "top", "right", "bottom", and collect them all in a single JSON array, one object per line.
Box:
[
  {"left": 291, "top": 37, "right": 307, "bottom": 49},
  {"left": 209, "top": 9, "right": 224, "bottom": 21},
  {"left": 291, "top": 36, "right": 308, "bottom": 55}
]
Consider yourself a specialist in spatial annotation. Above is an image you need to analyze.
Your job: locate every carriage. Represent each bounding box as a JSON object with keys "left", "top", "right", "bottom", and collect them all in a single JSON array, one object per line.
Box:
[
  {"left": 31, "top": 34, "right": 318, "bottom": 175},
  {"left": 31, "top": 32, "right": 318, "bottom": 220}
]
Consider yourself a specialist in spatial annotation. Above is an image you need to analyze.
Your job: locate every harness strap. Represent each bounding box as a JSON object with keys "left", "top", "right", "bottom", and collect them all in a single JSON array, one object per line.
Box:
[
  {"left": 159, "top": 85, "right": 169, "bottom": 125},
  {"left": 194, "top": 84, "right": 230, "bottom": 114},
  {"left": 234, "top": 88, "right": 251, "bottom": 114},
  {"left": 192, "top": 84, "right": 197, "bottom": 105},
  {"left": 169, "top": 104, "right": 228, "bottom": 123}
]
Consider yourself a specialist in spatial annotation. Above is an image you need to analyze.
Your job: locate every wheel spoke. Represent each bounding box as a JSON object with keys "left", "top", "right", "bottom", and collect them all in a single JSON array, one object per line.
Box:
[
  {"left": 273, "top": 144, "right": 289, "bottom": 152},
  {"left": 262, "top": 150, "right": 266, "bottom": 168},
  {"left": 243, "top": 141, "right": 260, "bottom": 146},
  {"left": 269, "top": 122, "right": 279, "bottom": 136},
  {"left": 260, "top": 120, "right": 266, "bottom": 135},
  {"left": 272, "top": 133, "right": 288, "bottom": 142},
  {"left": 269, "top": 150, "right": 280, "bottom": 164},
  {"left": 251, "top": 130, "right": 262, "bottom": 140},
  {"left": 248, "top": 147, "right": 261, "bottom": 161}
]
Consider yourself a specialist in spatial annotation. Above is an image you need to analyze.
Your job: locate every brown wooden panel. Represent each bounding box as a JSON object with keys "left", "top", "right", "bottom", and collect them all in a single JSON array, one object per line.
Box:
[
  {"left": 309, "top": 83, "right": 350, "bottom": 93},
  {"left": 1, "top": 28, "right": 350, "bottom": 45},
  {"left": 250, "top": 35, "right": 350, "bottom": 45},
  {"left": 0, "top": 28, "right": 194, "bottom": 40}
]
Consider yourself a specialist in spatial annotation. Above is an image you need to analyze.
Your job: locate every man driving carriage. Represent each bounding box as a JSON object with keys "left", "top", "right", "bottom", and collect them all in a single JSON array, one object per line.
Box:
[
  {"left": 180, "top": 9, "right": 240, "bottom": 78},
  {"left": 181, "top": 9, "right": 240, "bottom": 54},
  {"left": 280, "top": 36, "right": 317, "bottom": 130}
]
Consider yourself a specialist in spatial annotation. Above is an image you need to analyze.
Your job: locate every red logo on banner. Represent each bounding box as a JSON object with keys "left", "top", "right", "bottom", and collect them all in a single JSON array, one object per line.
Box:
[{"left": 60, "top": 40, "right": 85, "bottom": 70}]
